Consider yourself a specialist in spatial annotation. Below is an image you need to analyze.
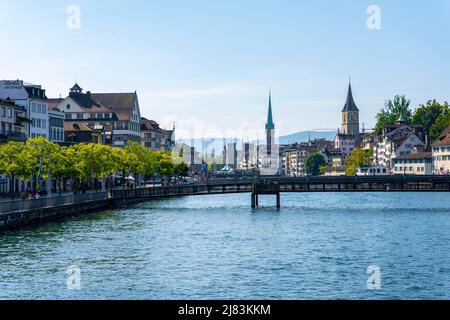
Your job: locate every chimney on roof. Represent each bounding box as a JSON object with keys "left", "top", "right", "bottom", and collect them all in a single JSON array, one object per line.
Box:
[{"left": 87, "top": 91, "right": 91, "bottom": 99}]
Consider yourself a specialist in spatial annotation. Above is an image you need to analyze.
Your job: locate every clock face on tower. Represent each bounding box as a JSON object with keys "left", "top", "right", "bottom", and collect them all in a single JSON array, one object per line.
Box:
[{"left": 348, "top": 112, "right": 359, "bottom": 123}]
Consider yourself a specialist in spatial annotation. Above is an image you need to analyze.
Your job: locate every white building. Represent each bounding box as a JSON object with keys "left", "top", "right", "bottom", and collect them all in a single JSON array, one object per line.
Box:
[
  {"left": 237, "top": 142, "right": 258, "bottom": 171},
  {"left": 373, "top": 120, "right": 424, "bottom": 169},
  {"left": 335, "top": 133, "right": 359, "bottom": 158},
  {"left": 0, "top": 80, "right": 49, "bottom": 139},
  {"left": 54, "top": 83, "right": 141, "bottom": 148},
  {"left": 392, "top": 152, "right": 433, "bottom": 175},
  {"left": 432, "top": 124, "right": 450, "bottom": 175},
  {"left": 357, "top": 165, "right": 390, "bottom": 176}
]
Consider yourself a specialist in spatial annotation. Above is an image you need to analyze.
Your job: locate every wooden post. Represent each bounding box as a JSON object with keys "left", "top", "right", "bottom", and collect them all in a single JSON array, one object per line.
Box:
[
  {"left": 276, "top": 193, "right": 281, "bottom": 209},
  {"left": 251, "top": 193, "right": 256, "bottom": 209}
]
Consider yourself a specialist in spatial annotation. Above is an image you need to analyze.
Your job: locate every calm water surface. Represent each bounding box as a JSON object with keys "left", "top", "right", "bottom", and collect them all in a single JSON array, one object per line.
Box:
[{"left": 1, "top": 193, "right": 450, "bottom": 300}]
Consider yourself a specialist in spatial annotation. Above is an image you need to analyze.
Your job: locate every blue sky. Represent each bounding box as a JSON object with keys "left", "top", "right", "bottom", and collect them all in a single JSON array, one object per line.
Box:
[{"left": 1, "top": 0, "right": 449, "bottom": 139}]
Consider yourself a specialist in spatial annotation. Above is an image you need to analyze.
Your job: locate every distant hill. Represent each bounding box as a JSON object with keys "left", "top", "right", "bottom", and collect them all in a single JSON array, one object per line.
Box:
[
  {"left": 177, "top": 131, "right": 336, "bottom": 151},
  {"left": 279, "top": 131, "right": 337, "bottom": 145}
]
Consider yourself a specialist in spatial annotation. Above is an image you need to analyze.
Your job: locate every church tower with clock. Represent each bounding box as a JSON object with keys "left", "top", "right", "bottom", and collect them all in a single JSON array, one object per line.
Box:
[{"left": 341, "top": 81, "right": 360, "bottom": 136}]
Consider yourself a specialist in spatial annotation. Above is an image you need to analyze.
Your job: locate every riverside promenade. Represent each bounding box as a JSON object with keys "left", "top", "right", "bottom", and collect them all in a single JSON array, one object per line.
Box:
[{"left": 2, "top": 175, "right": 450, "bottom": 230}]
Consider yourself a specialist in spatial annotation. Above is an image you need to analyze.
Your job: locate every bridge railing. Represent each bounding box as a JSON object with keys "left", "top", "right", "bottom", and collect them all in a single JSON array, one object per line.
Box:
[{"left": 0, "top": 192, "right": 108, "bottom": 214}]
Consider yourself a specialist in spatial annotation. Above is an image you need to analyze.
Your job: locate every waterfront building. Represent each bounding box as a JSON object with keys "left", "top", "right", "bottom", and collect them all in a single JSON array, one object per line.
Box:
[
  {"left": 282, "top": 144, "right": 317, "bottom": 177},
  {"left": 141, "top": 117, "right": 176, "bottom": 152},
  {"left": 335, "top": 133, "right": 358, "bottom": 158},
  {"left": 54, "top": 83, "right": 141, "bottom": 148},
  {"left": 0, "top": 99, "right": 30, "bottom": 144},
  {"left": 0, "top": 80, "right": 49, "bottom": 139},
  {"left": 373, "top": 117, "right": 424, "bottom": 169},
  {"left": 324, "top": 165, "right": 347, "bottom": 176},
  {"left": 141, "top": 118, "right": 162, "bottom": 151},
  {"left": 324, "top": 148, "right": 345, "bottom": 167},
  {"left": 64, "top": 122, "right": 105, "bottom": 144},
  {"left": 357, "top": 165, "right": 390, "bottom": 176},
  {"left": 392, "top": 152, "right": 432, "bottom": 175},
  {"left": 432, "top": 124, "right": 450, "bottom": 175},
  {"left": 48, "top": 107, "right": 65, "bottom": 143},
  {"left": 280, "top": 140, "right": 337, "bottom": 177}
]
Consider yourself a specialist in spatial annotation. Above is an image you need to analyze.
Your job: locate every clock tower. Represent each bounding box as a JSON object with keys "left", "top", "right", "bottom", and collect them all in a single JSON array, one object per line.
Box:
[{"left": 341, "top": 81, "right": 360, "bottom": 136}]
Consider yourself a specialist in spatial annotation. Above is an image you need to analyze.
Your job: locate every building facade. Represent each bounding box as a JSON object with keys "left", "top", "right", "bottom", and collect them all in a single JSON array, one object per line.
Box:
[
  {"left": 64, "top": 122, "right": 105, "bottom": 144},
  {"left": 0, "top": 80, "right": 49, "bottom": 139},
  {"left": 432, "top": 124, "right": 450, "bottom": 175},
  {"left": 141, "top": 118, "right": 162, "bottom": 151},
  {"left": 141, "top": 117, "right": 175, "bottom": 152},
  {"left": 55, "top": 83, "right": 141, "bottom": 148},
  {"left": 335, "top": 133, "right": 358, "bottom": 158},
  {"left": 392, "top": 152, "right": 432, "bottom": 175},
  {"left": 48, "top": 108, "right": 65, "bottom": 143},
  {"left": 0, "top": 99, "right": 29, "bottom": 143},
  {"left": 373, "top": 121, "right": 424, "bottom": 169}
]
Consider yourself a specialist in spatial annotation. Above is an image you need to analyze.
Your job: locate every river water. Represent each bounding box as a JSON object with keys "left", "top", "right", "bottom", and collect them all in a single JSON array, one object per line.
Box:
[{"left": 1, "top": 192, "right": 450, "bottom": 300}]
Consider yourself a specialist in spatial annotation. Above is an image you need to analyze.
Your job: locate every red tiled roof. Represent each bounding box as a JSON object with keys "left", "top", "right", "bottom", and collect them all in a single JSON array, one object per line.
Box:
[
  {"left": 432, "top": 125, "right": 450, "bottom": 147},
  {"left": 64, "top": 122, "right": 93, "bottom": 132},
  {"left": 47, "top": 98, "right": 63, "bottom": 110},
  {"left": 91, "top": 93, "right": 137, "bottom": 121},
  {"left": 394, "top": 152, "right": 432, "bottom": 160}
]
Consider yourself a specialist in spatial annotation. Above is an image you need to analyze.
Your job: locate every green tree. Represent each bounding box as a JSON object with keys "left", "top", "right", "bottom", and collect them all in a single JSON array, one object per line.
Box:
[
  {"left": 429, "top": 103, "right": 450, "bottom": 142},
  {"left": 0, "top": 142, "right": 26, "bottom": 198},
  {"left": 412, "top": 100, "right": 449, "bottom": 139},
  {"left": 304, "top": 152, "right": 326, "bottom": 176},
  {"left": 26, "top": 137, "right": 60, "bottom": 192},
  {"left": 49, "top": 146, "right": 71, "bottom": 195},
  {"left": 174, "top": 162, "right": 189, "bottom": 178},
  {"left": 346, "top": 148, "right": 373, "bottom": 176},
  {"left": 375, "top": 95, "right": 412, "bottom": 134}
]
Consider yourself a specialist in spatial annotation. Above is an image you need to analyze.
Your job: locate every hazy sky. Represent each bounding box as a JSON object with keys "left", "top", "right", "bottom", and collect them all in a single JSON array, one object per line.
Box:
[{"left": 1, "top": 0, "right": 449, "bottom": 139}]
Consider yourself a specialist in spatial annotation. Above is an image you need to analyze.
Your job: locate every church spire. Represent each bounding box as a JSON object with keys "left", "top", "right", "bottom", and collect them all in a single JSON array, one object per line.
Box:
[
  {"left": 266, "top": 90, "right": 275, "bottom": 130},
  {"left": 342, "top": 79, "right": 359, "bottom": 112}
]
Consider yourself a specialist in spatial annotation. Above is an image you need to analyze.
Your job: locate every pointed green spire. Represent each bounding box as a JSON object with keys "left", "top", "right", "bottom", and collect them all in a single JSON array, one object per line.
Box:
[{"left": 266, "top": 90, "right": 275, "bottom": 130}]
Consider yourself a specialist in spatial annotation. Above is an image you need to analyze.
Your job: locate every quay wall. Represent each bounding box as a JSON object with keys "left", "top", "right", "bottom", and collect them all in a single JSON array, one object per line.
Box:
[{"left": 0, "top": 198, "right": 113, "bottom": 231}]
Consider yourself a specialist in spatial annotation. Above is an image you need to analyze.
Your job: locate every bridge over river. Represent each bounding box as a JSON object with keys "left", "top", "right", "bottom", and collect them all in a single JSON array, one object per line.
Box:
[
  {"left": 2, "top": 175, "right": 450, "bottom": 230},
  {"left": 112, "top": 175, "right": 450, "bottom": 209}
]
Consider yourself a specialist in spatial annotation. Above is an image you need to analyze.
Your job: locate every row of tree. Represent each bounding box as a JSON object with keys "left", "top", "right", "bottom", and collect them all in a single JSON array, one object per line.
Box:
[
  {"left": 0, "top": 137, "right": 189, "bottom": 198},
  {"left": 375, "top": 96, "right": 450, "bottom": 141}
]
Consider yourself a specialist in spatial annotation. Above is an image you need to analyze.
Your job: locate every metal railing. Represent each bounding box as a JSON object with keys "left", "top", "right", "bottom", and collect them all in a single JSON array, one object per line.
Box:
[{"left": 0, "top": 192, "right": 108, "bottom": 214}]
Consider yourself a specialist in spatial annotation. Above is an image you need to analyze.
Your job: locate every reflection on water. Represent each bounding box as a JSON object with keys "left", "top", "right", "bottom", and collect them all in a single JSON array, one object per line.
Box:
[{"left": 1, "top": 192, "right": 450, "bottom": 300}]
